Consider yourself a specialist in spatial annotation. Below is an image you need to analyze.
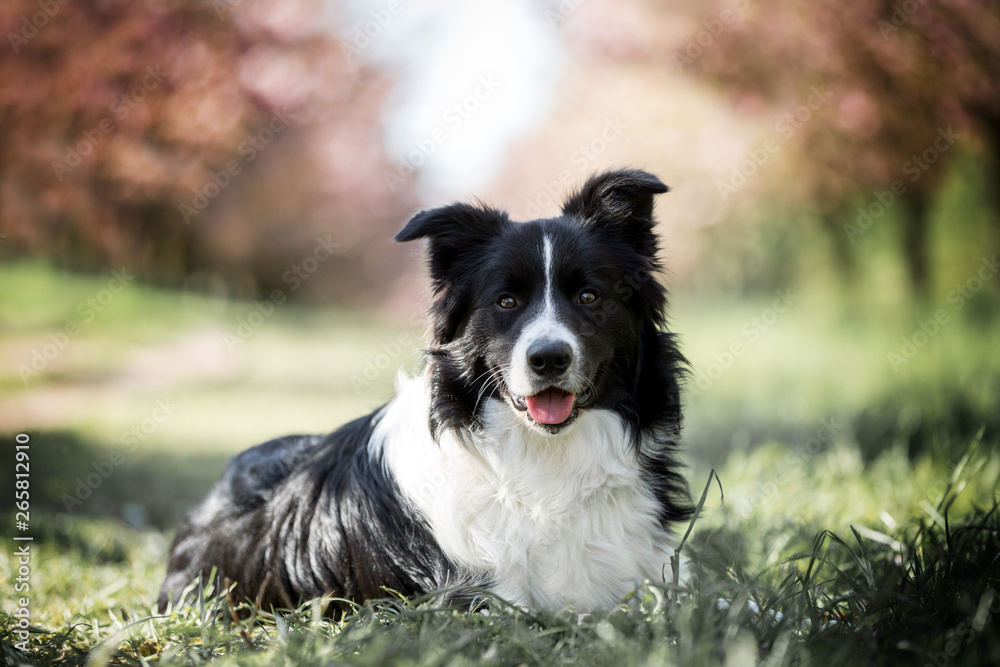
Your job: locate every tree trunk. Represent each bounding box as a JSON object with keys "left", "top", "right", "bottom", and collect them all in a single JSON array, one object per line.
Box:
[
  {"left": 900, "top": 192, "right": 930, "bottom": 301},
  {"left": 987, "top": 117, "right": 1000, "bottom": 252},
  {"left": 827, "top": 204, "right": 857, "bottom": 284},
  {"left": 969, "top": 110, "right": 1000, "bottom": 259}
]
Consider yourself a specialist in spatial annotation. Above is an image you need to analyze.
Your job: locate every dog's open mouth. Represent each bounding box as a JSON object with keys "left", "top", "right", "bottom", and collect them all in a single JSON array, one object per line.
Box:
[
  {"left": 509, "top": 385, "right": 594, "bottom": 428},
  {"left": 526, "top": 388, "right": 575, "bottom": 424}
]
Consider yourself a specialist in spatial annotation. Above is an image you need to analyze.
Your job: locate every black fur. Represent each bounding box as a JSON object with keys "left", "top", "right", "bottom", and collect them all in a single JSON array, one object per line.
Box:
[
  {"left": 158, "top": 417, "right": 463, "bottom": 612},
  {"left": 159, "top": 168, "right": 692, "bottom": 613}
]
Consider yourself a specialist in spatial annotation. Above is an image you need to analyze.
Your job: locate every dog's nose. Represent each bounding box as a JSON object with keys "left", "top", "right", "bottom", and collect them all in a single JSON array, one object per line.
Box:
[{"left": 527, "top": 340, "right": 573, "bottom": 377}]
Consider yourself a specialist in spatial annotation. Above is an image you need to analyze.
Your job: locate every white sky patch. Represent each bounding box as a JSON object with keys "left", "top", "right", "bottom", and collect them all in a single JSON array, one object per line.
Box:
[{"left": 334, "top": 0, "right": 564, "bottom": 201}]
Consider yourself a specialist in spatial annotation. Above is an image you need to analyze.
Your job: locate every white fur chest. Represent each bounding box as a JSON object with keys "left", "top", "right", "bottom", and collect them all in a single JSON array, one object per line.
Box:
[{"left": 375, "top": 375, "right": 676, "bottom": 610}]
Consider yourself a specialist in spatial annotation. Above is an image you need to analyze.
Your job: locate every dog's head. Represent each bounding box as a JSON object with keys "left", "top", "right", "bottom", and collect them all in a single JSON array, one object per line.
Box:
[{"left": 396, "top": 169, "right": 671, "bottom": 435}]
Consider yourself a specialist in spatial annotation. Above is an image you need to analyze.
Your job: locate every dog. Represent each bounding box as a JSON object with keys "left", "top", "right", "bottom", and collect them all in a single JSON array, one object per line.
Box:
[{"left": 158, "top": 168, "right": 692, "bottom": 613}]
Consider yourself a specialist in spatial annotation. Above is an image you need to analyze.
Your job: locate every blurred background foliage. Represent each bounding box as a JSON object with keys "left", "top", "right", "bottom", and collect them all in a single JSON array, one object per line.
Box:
[
  {"left": 0, "top": 0, "right": 998, "bottom": 536},
  {"left": 2, "top": 0, "right": 998, "bottom": 301},
  {"left": 0, "top": 0, "right": 416, "bottom": 302}
]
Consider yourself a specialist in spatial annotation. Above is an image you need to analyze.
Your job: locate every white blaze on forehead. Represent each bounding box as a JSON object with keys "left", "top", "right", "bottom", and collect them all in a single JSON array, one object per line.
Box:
[
  {"left": 543, "top": 235, "right": 554, "bottom": 311},
  {"left": 507, "top": 233, "right": 579, "bottom": 396}
]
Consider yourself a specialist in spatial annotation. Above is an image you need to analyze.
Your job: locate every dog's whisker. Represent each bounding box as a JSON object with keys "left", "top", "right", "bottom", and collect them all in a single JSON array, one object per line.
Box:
[{"left": 472, "top": 376, "right": 500, "bottom": 416}]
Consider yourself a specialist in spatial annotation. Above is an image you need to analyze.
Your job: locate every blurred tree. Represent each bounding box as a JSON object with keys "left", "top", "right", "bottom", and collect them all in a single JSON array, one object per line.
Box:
[
  {"left": 669, "top": 0, "right": 1000, "bottom": 298},
  {"left": 0, "top": 0, "right": 415, "bottom": 302}
]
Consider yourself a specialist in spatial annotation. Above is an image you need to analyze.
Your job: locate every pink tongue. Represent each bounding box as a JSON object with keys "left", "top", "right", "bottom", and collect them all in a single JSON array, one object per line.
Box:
[{"left": 525, "top": 388, "right": 576, "bottom": 424}]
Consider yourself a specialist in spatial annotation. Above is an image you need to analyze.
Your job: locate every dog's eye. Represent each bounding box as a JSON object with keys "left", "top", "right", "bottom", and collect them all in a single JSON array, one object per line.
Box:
[
  {"left": 578, "top": 290, "right": 598, "bottom": 305},
  {"left": 497, "top": 295, "right": 518, "bottom": 309}
]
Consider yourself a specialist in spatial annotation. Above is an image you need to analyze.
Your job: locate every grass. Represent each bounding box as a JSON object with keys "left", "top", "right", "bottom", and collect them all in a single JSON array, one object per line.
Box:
[
  {"left": 2, "top": 442, "right": 998, "bottom": 666},
  {"left": 1, "top": 259, "right": 999, "bottom": 665}
]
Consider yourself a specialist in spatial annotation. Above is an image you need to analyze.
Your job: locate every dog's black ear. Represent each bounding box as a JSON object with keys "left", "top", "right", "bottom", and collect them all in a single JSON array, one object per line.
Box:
[
  {"left": 396, "top": 204, "right": 509, "bottom": 344},
  {"left": 395, "top": 203, "right": 508, "bottom": 290},
  {"left": 395, "top": 202, "right": 507, "bottom": 244},
  {"left": 562, "top": 169, "right": 668, "bottom": 257}
]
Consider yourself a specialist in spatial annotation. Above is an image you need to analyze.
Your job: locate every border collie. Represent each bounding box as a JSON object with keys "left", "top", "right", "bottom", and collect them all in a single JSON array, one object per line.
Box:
[{"left": 158, "top": 169, "right": 692, "bottom": 613}]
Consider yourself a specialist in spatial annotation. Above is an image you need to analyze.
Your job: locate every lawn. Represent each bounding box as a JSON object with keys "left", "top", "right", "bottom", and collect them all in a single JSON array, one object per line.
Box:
[{"left": 1, "top": 261, "right": 998, "bottom": 666}]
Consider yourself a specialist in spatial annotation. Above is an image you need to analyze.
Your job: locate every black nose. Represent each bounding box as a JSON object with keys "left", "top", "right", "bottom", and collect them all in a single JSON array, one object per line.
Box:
[{"left": 527, "top": 340, "right": 573, "bottom": 377}]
